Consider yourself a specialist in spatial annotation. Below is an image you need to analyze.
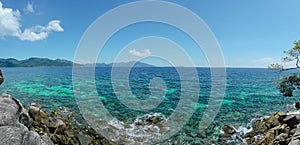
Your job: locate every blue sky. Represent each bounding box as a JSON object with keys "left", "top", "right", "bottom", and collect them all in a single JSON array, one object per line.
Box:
[{"left": 0, "top": 0, "right": 300, "bottom": 67}]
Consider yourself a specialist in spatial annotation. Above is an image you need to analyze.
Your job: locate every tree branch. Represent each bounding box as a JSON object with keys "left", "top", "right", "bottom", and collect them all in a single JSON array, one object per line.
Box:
[{"left": 280, "top": 67, "right": 300, "bottom": 71}]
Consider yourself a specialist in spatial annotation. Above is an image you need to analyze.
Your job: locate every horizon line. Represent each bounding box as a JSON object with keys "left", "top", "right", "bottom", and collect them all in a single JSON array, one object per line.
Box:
[{"left": 0, "top": 57, "right": 269, "bottom": 69}]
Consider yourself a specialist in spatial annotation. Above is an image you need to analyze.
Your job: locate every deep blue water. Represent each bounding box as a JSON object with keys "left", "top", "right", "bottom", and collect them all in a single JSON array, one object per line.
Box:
[{"left": 0, "top": 67, "right": 299, "bottom": 143}]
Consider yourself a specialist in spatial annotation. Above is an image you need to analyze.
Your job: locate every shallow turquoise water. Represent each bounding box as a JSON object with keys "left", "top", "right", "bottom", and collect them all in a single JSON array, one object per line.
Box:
[{"left": 0, "top": 67, "right": 299, "bottom": 143}]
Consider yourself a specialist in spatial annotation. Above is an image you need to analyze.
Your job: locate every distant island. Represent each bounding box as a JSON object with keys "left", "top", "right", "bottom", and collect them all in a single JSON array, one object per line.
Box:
[
  {"left": 0, "top": 57, "right": 155, "bottom": 67},
  {"left": 0, "top": 58, "right": 73, "bottom": 67},
  {"left": 85, "top": 61, "right": 155, "bottom": 67}
]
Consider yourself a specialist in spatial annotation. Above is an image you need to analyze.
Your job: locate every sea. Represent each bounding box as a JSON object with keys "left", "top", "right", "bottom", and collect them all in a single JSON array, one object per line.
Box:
[{"left": 1, "top": 67, "right": 299, "bottom": 144}]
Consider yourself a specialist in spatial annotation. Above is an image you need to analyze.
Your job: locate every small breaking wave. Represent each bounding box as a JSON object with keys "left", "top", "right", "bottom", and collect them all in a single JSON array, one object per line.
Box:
[{"left": 92, "top": 112, "right": 170, "bottom": 144}]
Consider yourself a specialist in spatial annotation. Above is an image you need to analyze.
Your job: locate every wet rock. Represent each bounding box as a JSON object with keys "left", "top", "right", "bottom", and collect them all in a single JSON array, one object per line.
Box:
[
  {"left": 49, "top": 118, "right": 66, "bottom": 134},
  {"left": 0, "top": 69, "right": 4, "bottom": 85},
  {"left": 243, "top": 118, "right": 267, "bottom": 138},
  {"left": 252, "top": 118, "right": 268, "bottom": 133},
  {"left": 146, "top": 116, "right": 162, "bottom": 125},
  {"left": 29, "top": 103, "right": 48, "bottom": 122},
  {"left": 265, "top": 114, "right": 281, "bottom": 129},
  {"left": 295, "top": 101, "right": 300, "bottom": 109},
  {"left": 255, "top": 125, "right": 281, "bottom": 145},
  {"left": 223, "top": 125, "right": 236, "bottom": 135},
  {"left": 276, "top": 112, "right": 287, "bottom": 119},
  {"left": 218, "top": 125, "right": 245, "bottom": 145},
  {"left": 283, "top": 115, "right": 299, "bottom": 127}
]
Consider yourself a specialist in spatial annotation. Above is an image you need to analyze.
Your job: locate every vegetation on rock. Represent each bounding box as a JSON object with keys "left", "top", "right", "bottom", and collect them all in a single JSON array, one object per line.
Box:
[
  {"left": 0, "top": 57, "right": 75, "bottom": 67},
  {"left": 269, "top": 40, "right": 300, "bottom": 97}
]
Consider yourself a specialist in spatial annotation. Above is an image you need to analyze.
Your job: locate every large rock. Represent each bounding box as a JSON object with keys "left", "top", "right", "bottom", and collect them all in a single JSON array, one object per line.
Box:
[
  {"left": 255, "top": 125, "right": 282, "bottom": 145},
  {"left": 29, "top": 105, "right": 114, "bottom": 145},
  {"left": 0, "top": 93, "right": 22, "bottom": 126},
  {"left": 223, "top": 125, "right": 236, "bottom": 135},
  {"left": 0, "top": 94, "right": 53, "bottom": 145},
  {"left": 283, "top": 115, "right": 299, "bottom": 127},
  {"left": 29, "top": 103, "right": 48, "bottom": 122},
  {"left": 289, "top": 124, "right": 300, "bottom": 145},
  {"left": 243, "top": 118, "right": 267, "bottom": 139},
  {"left": 241, "top": 112, "right": 293, "bottom": 144},
  {"left": 265, "top": 113, "right": 281, "bottom": 129},
  {"left": 48, "top": 118, "right": 66, "bottom": 134}
]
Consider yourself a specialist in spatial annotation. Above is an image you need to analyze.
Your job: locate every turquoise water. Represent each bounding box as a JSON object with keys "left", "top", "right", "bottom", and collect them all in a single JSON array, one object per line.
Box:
[{"left": 1, "top": 67, "right": 299, "bottom": 144}]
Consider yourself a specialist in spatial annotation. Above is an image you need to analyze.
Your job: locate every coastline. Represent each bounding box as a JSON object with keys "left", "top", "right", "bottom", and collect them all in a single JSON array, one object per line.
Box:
[
  {"left": 220, "top": 102, "right": 300, "bottom": 144},
  {"left": 0, "top": 93, "right": 176, "bottom": 144},
  {"left": 3, "top": 91, "right": 299, "bottom": 145},
  {"left": 0, "top": 93, "right": 113, "bottom": 145}
]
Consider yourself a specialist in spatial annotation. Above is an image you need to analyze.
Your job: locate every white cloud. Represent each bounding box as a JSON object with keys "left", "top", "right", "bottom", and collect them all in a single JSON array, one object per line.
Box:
[
  {"left": 256, "top": 57, "right": 277, "bottom": 64},
  {"left": 24, "top": 2, "right": 34, "bottom": 13},
  {"left": 18, "top": 20, "right": 64, "bottom": 41},
  {"left": 46, "top": 20, "right": 64, "bottom": 32},
  {"left": 252, "top": 57, "right": 279, "bottom": 67},
  {"left": 129, "top": 49, "right": 151, "bottom": 57},
  {"left": 0, "top": 1, "right": 63, "bottom": 41},
  {"left": 0, "top": 2, "right": 21, "bottom": 37},
  {"left": 253, "top": 57, "right": 296, "bottom": 68}
]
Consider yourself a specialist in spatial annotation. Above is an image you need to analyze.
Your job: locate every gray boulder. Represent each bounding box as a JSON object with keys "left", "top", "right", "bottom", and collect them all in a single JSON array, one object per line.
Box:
[
  {"left": 0, "top": 93, "right": 53, "bottom": 145},
  {"left": 289, "top": 124, "right": 300, "bottom": 145}
]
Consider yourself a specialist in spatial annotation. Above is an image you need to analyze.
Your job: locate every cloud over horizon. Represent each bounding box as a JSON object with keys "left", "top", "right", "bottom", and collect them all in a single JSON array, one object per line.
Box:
[
  {"left": 129, "top": 49, "right": 151, "bottom": 57},
  {"left": 0, "top": 1, "right": 63, "bottom": 41},
  {"left": 253, "top": 57, "right": 296, "bottom": 68}
]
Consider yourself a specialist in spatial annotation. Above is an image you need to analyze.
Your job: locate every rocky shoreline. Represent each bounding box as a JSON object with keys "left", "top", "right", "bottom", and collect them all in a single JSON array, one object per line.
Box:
[
  {"left": 220, "top": 103, "right": 300, "bottom": 145},
  {"left": 0, "top": 93, "right": 114, "bottom": 145},
  {"left": 2, "top": 91, "right": 300, "bottom": 145},
  {"left": 0, "top": 92, "right": 173, "bottom": 145}
]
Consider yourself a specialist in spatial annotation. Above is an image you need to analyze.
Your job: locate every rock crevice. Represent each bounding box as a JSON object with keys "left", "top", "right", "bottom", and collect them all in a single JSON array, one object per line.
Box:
[{"left": 0, "top": 93, "right": 52, "bottom": 145}]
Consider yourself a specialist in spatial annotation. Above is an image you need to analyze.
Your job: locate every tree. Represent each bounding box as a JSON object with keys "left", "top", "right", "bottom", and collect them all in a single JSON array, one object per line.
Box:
[
  {"left": 269, "top": 40, "right": 300, "bottom": 70},
  {"left": 275, "top": 73, "right": 300, "bottom": 97},
  {"left": 270, "top": 40, "right": 300, "bottom": 97},
  {"left": 268, "top": 63, "right": 283, "bottom": 70}
]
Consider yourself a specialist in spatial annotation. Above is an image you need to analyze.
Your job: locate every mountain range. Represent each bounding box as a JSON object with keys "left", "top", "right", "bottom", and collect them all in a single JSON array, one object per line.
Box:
[{"left": 0, "top": 57, "right": 154, "bottom": 67}]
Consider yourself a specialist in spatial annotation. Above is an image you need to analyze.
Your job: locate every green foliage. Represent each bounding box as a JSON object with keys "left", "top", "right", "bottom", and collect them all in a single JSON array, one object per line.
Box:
[
  {"left": 268, "top": 63, "right": 283, "bottom": 70},
  {"left": 0, "top": 58, "right": 74, "bottom": 67},
  {"left": 276, "top": 73, "right": 300, "bottom": 97},
  {"left": 282, "top": 40, "right": 300, "bottom": 67},
  {"left": 271, "top": 40, "right": 300, "bottom": 97}
]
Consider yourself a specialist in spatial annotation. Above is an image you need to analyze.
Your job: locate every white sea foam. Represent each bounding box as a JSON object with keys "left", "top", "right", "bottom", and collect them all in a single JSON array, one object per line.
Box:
[{"left": 93, "top": 112, "right": 170, "bottom": 144}]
